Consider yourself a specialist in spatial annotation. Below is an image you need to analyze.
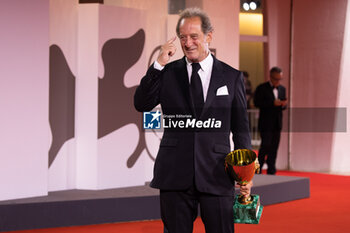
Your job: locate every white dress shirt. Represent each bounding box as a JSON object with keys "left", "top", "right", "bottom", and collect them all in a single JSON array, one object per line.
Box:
[
  {"left": 270, "top": 82, "right": 278, "bottom": 99},
  {"left": 154, "top": 53, "right": 213, "bottom": 102},
  {"left": 185, "top": 53, "right": 213, "bottom": 102}
]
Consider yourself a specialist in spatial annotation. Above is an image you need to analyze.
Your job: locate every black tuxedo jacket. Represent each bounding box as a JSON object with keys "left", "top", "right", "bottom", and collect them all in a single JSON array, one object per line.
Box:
[
  {"left": 134, "top": 56, "right": 251, "bottom": 196},
  {"left": 254, "top": 82, "right": 287, "bottom": 132}
]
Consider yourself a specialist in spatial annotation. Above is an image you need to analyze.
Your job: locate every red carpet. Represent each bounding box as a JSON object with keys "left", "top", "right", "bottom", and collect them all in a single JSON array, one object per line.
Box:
[{"left": 6, "top": 171, "right": 350, "bottom": 233}]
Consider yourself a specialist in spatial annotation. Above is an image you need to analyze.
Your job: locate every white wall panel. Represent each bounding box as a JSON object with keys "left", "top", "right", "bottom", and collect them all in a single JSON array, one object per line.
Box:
[
  {"left": 0, "top": 0, "right": 49, "bottom": 200},
  {"left": 48, "top": 0, "right": 78, "bottom": 191},
  {"left": 331, "top": 0, "right": 350, "bottom": 174},
  {"left": 97, "top": 5, "right": 157, "bottom": 189}
]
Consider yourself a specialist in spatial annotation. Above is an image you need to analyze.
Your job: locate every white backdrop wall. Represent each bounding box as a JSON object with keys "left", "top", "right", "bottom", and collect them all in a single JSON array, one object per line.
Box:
[
  {"left": 290, "top": 0, "right": 348, "bottom": 173},
  {"left": 96, "top": 5, "right": 155, "bottom": 189},
  {"left": 48, "top": 0, "right": 78, "bottom": 191},
  {"left": 49, "top": 1, "right": 168, "bottom": 190},
  {"left": 330, "top": 0, "right": 350, "bottom": 174},
  {"left": 0, "top": 0, "right": 50, "bottom": 201},
  {"left": 202, "top": 0, "right": 240, "bottom": 69}
]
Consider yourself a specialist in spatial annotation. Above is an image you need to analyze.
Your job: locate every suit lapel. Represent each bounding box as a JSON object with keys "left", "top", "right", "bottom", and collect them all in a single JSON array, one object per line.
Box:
[
  {"left": 277, "top": 86, "right": 284, "bottom": 99},
  {"left": 200, "top": 56, "right": 225, "bottom": 118}
]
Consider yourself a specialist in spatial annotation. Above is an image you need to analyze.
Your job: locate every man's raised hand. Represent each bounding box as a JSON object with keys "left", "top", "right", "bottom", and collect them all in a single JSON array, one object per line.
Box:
[{"left": 157, "top": 37, "right": 177, "bottom": 66}]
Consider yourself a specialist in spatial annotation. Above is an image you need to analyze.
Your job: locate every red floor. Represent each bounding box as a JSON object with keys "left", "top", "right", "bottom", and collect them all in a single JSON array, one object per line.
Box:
[{"left": 6, "top": 170, "right": 350, "bottom": 233}]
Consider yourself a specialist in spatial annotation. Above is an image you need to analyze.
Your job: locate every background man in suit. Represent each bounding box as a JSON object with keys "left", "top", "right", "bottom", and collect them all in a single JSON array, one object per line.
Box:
[
  {"left": 254, "top": 67, "right": 287, "bottom": 175},
  {"left": 134, "top": 8, "right": 252, "bottom": 233}
]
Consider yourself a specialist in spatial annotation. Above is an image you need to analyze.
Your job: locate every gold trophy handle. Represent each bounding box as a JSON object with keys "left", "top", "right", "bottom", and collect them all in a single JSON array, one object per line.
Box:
[{"left": 255, "top": 158, "right": 260, "bottom": 174}]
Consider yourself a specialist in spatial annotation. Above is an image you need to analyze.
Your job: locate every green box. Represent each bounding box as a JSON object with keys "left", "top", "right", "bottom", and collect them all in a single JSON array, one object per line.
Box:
[{"left": 233, "top": 194, "right": 263, "bottom": 224}]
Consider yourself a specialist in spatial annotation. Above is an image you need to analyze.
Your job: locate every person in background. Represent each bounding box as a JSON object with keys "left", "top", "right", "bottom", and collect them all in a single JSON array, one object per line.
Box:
[
  {"left": 134, "top": 7, "right": 252, "bottom": 233},
  {"left": 242, "top": 71, "right": 253, "bottom": 109},
  {"left": 254, "top": 67, "right": 287, "bottom": 175}
]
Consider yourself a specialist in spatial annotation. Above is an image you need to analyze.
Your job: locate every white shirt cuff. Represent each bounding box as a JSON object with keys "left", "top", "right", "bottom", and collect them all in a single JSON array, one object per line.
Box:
[{"left": 153, "top": 60, "right": 165, "bottom": 71}]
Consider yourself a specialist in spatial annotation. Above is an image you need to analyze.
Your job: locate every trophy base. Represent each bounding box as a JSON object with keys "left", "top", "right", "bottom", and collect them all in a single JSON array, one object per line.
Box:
[{"left": 233, "top": 194, "right": 263, "bottom": 224}]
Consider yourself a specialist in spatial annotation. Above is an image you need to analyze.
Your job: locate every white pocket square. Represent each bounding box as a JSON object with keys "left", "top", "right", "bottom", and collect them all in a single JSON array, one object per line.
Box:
[{"left": 216, "top": 85, "right": 229, "bottom": 96}]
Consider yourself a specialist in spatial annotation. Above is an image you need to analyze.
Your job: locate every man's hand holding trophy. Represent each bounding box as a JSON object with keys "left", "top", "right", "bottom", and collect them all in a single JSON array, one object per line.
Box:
[{"left": 225, "top": 149, "right": 263, "bottom": 224}]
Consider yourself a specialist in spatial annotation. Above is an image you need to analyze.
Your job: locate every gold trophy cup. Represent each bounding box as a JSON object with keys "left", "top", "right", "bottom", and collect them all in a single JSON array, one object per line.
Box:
[{"left": 225, "top": 149, "right": 263, "bottom": 224}]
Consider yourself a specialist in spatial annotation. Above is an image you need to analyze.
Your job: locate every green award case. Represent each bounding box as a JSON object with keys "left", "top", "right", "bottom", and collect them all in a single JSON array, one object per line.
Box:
[{"left": 233, "top": 194, "right": 263, "bottom": 224}]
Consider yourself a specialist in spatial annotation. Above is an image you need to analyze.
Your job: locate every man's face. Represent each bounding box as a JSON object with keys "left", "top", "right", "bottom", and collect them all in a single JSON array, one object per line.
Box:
[
  {"left": 178, "top": 17, "right": 212, "bottom": 63},
  {"left": 270, "top": 72, "right": 282, "bottom": 87}
]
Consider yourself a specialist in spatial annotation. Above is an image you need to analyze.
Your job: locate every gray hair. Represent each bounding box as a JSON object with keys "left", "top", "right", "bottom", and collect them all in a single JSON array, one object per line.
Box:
[
  {"left": 270, "top": 66, "right": 282, "bottom": 74},
  {"left": 176, "top": 8, "right": 214, "bottom": 36}
]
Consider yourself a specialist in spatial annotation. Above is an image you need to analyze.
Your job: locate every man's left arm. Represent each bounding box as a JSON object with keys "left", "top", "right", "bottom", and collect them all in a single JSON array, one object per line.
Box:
[
  {"left": 230, "top": 72, "right": 252, "bottom": 150},
  {"left": 231, "top": 71, "right": 253, "bottom": 197}
]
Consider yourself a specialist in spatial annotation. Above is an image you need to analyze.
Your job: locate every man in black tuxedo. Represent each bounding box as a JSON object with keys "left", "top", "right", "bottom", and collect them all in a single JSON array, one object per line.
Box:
[
  {"left": 254, "top": 67, "right": 287, "bottom": 175},
  {"left": 134, "top": 8, "right": 252, "bottom": 233}
]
